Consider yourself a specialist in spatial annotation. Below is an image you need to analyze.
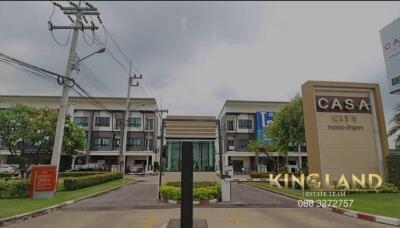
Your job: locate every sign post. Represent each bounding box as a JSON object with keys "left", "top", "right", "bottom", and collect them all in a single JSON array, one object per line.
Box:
[
  {"left": 28, "top": 165, "right": 57, "bottom": 199},
  {"left": 181, "top": 142, "right": 193, "bottom": 228}
]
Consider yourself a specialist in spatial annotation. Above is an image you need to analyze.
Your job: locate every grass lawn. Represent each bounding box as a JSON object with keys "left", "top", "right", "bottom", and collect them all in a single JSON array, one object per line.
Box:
[
  {"left": 248, "top": 182, "right": 400, "bottom": 218},
  {"left": 0, "top": 177, "right": 137, "bottom": 219}
]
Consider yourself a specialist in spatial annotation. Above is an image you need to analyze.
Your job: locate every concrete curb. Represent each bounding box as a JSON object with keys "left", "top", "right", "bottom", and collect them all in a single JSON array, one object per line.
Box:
[
  {"left": 246, "top": 183, "right": 400, "bottom": 227},
  {"left": 320, "top": 206, "right": 400, "bottom": 226},
  {"left": 0, "top": 179, "right": 141, "bottom": 227},
  {"left": 160, "top": 198, "right": 218, "bottom": 205}
]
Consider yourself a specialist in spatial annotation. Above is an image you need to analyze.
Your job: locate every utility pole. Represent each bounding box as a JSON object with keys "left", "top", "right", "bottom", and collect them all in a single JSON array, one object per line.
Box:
[
  {"left": 145, "top": 129, "right": 150, "bottom": 174},
  {"left": 155, "top": 109, "right": 168, "bottom": 199},
  {"left": 146, "top": 108, "right": 168, "bottom": 175},
  {"left": 119, "top": 62, "right": 142, "bottom": 177},
  {"left": 49, "top": 1, "right": 100, "bottom": 172}
]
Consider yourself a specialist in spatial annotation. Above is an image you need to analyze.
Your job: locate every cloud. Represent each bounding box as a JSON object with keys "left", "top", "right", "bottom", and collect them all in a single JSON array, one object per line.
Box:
[{"left": 1, "top": 2, "right": 400, "bottom": 146}]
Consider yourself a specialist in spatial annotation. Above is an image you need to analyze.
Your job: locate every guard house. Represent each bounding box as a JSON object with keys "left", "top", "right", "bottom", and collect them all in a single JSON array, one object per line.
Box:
[{"left": 160, "top": 115, "right": 219, "bottom": 184}]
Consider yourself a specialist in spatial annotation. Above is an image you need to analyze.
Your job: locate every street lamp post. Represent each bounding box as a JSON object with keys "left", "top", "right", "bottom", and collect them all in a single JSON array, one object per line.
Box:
[{"left": 73, "top": 48, "right": 106, "bottom": 70}]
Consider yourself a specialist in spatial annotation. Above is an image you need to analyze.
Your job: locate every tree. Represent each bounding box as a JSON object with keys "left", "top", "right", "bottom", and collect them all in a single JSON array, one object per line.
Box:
[
  {"left": 388, "top": 108, "right": 400, "bottom": 148},
  {"left": 266, "top": 94, "right": 305, "bottom": 172},
  {"left": 0, "top": 104, "right": 85, "bottom": 176},
  {"left": 247, "top": 139, "right": 273, "bottom": 171}
]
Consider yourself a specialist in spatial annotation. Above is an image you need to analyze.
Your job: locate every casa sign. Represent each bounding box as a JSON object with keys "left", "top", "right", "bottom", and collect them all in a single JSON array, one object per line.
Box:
[
  {"left": 315, "top": 96, "right": 371, "bottom": 113},
  {"left": 302, "top": 81, "right": 389, "bottom": 188}
]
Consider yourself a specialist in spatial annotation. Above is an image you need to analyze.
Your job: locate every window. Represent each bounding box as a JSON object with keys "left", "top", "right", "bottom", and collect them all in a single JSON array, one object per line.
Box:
[
  {"left": 238, "top": 139, "right": 248, "bottom": 150},
  {"left": 115, "top": 138, "right": 120, "bottom": 148},
  {"left": 95, "top": 117, "right": 110, "bottom": 127},
  {"left": 164, "top": 141, "right": 215, "bottom": 172},
  {"left": 145, "top": 118, "right": 154, "bottom": 130},
  {"left": 227, "top": 139, "right": 234, "bottom": 150},
  {"left": 74, "top": 117, "right": 89, "bottom": 127},
  {"left": 289, "top": 160, "right": 297, "bottom": 166},
  {"left": 226, "top": 120, "right": 235, "bottom": 131},
  {"left": 115, "top": 119, "right": 123, "bottom": 129},
  {"left": 127, "top": 138, "right": 141, "bottom": 148},
  {"left": 238, "top": 119, "right": 252, "bottom": 129},
  {"left": 94, "top": 138, "right": 109, "bottom": 149},
  {"left": 128, "top": 117, "right": 141, "bottom": 127},
  {"left": 144, "top": 138, "right": 154, "bottom": 149}
]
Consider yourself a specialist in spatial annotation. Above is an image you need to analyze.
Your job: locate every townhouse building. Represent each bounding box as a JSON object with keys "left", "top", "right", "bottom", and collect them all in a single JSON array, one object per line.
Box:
[
  {"left": 218, "top": 100, "right": 308, "bottom": 174},
  {"left": 0, "top": 95, "right": 160, "bottom": 171}
]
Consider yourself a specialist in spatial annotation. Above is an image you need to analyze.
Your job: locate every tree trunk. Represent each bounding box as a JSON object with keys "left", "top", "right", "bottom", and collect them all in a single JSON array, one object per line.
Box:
[
  {"left": 298, "top": 144, "right": 302, "bottom": 172},
  {"left": 71, "top": 155, "right": 77, "bottom": 170},
  {"left": 285, "top": 153, "right": 289, "bottom": 172},
  {"left": 254, "top": 152, "right": 259, "bottom": 172},
  {"left": 277, "top": 157, "right": 280, "bottom": 172}
]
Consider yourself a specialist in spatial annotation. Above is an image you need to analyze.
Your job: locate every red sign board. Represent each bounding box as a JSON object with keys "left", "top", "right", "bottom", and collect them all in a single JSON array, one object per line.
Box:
[{"left": 28, "top": 165, "right": 57, "bottom": 198}]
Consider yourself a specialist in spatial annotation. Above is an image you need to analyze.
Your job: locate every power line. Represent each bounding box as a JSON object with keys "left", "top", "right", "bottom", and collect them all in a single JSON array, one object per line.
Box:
[
  {"left": 74, "top": 53, "right": 110, "bottom": 90},
  {"left": 49, "top": 3, "right": 72, "bottom": 47},
  {"left": 0, "top": 52, "right": 113, "bottom": 118},
  {"left": 101, "top": 24, "right": 130, "bottom": 64}
]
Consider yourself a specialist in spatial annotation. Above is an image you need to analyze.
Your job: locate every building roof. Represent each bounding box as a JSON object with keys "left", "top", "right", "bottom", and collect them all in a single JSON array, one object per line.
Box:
[{"left": 218, "top": 99, "right": 289, "bottom": 119}]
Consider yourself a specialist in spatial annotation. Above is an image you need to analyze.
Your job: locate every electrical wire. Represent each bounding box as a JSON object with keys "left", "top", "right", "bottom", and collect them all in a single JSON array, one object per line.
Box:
[
  {"left": 73, "top": 53, "right": 109, "bottom": 90},
  {"left": 49, "top": 3, "right": 71, "bottom": 47},
  {"left": 82, "top": 30, "right": 95, "bottom": 46},
  {"left": 0, "top": 53, "right": 113, "bottom": 115},
  {"left": 101, "top": 24, "right": 130, "bottom": 64}
]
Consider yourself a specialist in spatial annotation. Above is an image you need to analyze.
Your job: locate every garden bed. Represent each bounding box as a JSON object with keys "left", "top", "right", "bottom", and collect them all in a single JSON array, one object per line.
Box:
[{"left": 159, "top": 181, "right": 221, "bottom": 201}]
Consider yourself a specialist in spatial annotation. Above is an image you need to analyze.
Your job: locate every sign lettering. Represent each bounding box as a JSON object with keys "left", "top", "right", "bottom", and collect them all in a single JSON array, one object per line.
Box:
[{"left": 315, "top": 96, "right": 371, "bottom": 113}]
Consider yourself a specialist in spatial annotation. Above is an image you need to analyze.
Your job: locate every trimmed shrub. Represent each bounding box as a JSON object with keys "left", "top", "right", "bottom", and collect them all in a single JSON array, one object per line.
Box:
[
  {"left": 387, "top": 154, "right": 400, "bottom": 187},
  {"left": 166, "top": 181, "right": 215, "bottom": 188},
  {"left": 249, "top": 172, "right": 269, "bottom": 178},
  {"left": 0, "top": 179, "right": 29, "bottom": 198},
  {"left": 160, "top": 181, "right": 221, "bottom": 201},
  {"left": 160, "top": 185, "right": 181, "bottom": 200},
  {"left": 378, "top": 183, "right": 399, "bottom": 193},
  {"left": 59, "top": 172, "right": 106, "bottom": 178},
  {"left": 0, "top": 173, "right": 12, "bottom": 179},
  {"left": 63, "top": 172, "right": 122, "bottom": 191}
]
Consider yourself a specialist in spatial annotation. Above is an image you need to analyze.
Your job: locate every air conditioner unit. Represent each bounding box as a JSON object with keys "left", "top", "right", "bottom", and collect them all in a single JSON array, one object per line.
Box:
[{"left": 228, "top": 146, "right": 235, "bottom": 150}]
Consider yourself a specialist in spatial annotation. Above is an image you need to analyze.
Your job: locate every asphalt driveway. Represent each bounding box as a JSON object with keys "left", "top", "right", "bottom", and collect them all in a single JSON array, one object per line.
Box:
[{"left": 64, "top": 175, "right": 175, "bottom": 210}]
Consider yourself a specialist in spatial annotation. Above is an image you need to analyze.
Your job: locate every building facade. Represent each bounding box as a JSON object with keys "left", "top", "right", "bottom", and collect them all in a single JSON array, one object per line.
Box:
[
  {"left": 218, "top": 100, "right": 308, "bottom": 174},
  {"left": 0, "top": 95, "right": 160, "bottom": 171},
  {"left": 160, "top": 115, "right": 219, "bottom": 183}
]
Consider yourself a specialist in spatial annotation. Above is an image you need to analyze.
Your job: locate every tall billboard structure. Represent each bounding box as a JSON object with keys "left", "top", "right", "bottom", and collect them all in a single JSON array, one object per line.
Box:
[{"left": 380, "top": 17, "right": 400, "bottom": 94}]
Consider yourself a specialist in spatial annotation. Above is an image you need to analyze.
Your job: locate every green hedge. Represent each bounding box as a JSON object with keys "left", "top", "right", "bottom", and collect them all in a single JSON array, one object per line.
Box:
[
  {"left": 63, "top": 172, "right": 122, "bottom": 191},
  {"left": 0, "top": 173, "right": 12, "bottom": 179},
  {"left": 160, "top": 181, "right": 221, "bottom": 201},
  {"left": 59, "top": 172, "right": 106, "bottom": 178},
  {"left": 0, "top": 179, "right": 29, "bottom": 198},
  {"left": 387, "top": 154, "right": 400, "bottom": 187},
  {"left": 166, "top": 181, "right": 215, "bottom": 188}
]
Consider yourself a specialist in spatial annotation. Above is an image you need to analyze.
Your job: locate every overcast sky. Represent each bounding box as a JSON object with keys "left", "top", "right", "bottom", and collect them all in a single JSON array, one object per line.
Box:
[{"left": 1, "top": 1, "right": 400, "bottom": 145}]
